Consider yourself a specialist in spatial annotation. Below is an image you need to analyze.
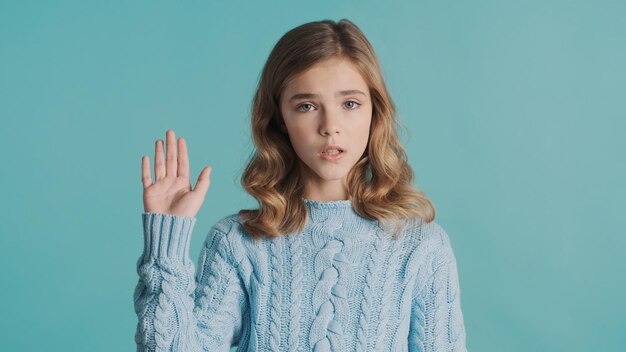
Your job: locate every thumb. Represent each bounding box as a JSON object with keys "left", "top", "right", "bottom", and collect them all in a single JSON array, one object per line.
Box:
[{"left": 192, "top": 166, "right": 212, "bottom": 196}]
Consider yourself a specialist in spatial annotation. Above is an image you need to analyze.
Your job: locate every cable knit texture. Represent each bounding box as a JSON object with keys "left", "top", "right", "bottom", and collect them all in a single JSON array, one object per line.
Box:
[{"left": 134, "top": 199, "right": 468, "bottom": 351}]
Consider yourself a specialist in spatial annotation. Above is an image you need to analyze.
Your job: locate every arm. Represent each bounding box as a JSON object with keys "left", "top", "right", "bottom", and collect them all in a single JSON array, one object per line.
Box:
[
  {"left": 408, "top": 224, "right": 467, "bottom": 352},
  {"left": 133, "top": 212, "right": 246, "bottom": 352}
]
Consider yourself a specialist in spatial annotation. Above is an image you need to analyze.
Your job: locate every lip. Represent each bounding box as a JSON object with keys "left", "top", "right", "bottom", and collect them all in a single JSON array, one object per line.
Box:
[
  {"left": 319, "top": 145, "right": 346, "bottom": 161},
  {"left": 320, "top": 144, "right": 345, "bottom": 153}
]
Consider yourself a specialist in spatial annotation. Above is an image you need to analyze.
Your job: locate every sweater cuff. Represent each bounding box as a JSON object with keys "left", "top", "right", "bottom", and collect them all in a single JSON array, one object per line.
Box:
[{"left": 141, "top": 212, "right": 197, "bottom": 265}]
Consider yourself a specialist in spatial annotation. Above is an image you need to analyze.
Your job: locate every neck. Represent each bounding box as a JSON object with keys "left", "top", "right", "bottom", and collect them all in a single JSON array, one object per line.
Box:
[{"left": 299, "top": 166, "right": 349, "bottom": 201}]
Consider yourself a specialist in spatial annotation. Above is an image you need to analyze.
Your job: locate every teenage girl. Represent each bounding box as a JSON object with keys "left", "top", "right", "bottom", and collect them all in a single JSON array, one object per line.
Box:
[{"left": 135, "top": 18, "right": 468, "bottom": 352}]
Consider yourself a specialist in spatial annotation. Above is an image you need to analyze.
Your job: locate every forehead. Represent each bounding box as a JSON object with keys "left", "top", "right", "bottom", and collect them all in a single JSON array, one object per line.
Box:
[{"left": 282, "top": 57, "right": 369, "bottom": 96}]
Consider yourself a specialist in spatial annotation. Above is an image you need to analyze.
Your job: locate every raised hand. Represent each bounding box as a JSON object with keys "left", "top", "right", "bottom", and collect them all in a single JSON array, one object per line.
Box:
[{"left": 141, "top": 130, "right": 212, "bottom": 218}]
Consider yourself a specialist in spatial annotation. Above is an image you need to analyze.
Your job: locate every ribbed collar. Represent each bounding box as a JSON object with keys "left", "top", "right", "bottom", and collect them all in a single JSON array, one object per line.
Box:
[
  {"left": 301, "top": 198, "right": 381, "bottom": 240},
  {"left": 302, "top": 198, "right": 359, "bottom": 224},
  {"left": 302, "top": 198, "right": 354, "bottom": 208}
]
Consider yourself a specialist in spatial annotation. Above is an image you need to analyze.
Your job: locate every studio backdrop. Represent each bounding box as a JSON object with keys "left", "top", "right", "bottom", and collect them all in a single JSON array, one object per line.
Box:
[{"left": 0, "top": 1, "right": 624, "bottom": 351}]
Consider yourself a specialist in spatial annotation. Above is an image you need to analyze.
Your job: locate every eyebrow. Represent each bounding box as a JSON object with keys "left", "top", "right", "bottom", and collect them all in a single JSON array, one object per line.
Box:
[{"left": 288, "top": 89, "right": 366, "bottom": 102}]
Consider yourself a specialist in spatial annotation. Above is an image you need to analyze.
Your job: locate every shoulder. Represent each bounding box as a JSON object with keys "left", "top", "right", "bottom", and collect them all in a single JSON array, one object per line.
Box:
[
  {"left": 397, "top": 217, "right": 452, "bottom": 248},
  {"left": 401, "top": 218, "right": 458, "bottom": 272},
  {"left": 209, "top": 212, "right": 245, "bottom": 237},
  {"left": 196, "top": 213, "right": 245, "bottom": 259},
  {"left": 416, "top": 220, "right": 461, "bottom": 276},
  {"left": 417, "top": 220, "right": 454, "bottom": 250},
  {"left": 204, "top": 212, "right": 259, "bottom": 263},
  {"left": 205, "top": 212, "right": 273, "bottom": 283}
]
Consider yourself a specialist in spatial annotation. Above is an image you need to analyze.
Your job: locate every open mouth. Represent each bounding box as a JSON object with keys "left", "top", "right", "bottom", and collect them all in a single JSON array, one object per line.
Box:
[
  {"left": 320, "top": 147, "right": 345, "bottom": 160},
  {"left": 322, "top": 149, "right": 343, "bottom": 155}
]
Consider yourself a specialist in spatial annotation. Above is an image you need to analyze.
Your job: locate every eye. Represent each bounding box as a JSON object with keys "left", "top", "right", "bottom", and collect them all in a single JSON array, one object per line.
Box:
[
  {"left": 345, "top": 100, "right": 361, "bottom": 110},
  {"left": 296, "top": 103, "right": 315, "bottom": 112}
]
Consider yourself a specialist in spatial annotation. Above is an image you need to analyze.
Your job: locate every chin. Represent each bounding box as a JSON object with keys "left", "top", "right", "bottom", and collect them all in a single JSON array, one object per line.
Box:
[
  {"left": 299, "top": 159, "right": 353, "bottom": 181},
  {"left": 312, "top": 168, "right": 350, "bottom": 181}
]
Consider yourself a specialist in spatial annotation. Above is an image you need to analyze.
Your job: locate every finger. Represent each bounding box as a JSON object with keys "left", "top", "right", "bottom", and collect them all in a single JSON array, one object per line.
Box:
[
  {"left": 165, "top": 130, "right": 177, "bottom": 177},
  {"left": 177, "top": 137, "right": 189, "bottom": 179},
  {"left": 141, "top": 155, "right": 152, "bottom": 189},
  {"left": 192, "top": 166, "right": 212, "bottom": 196},
  {"left": 155, "top": 139, "right": 165, "bottom": 180}
]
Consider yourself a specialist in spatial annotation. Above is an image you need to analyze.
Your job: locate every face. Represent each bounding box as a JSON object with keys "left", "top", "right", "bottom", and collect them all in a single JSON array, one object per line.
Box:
[{"left": 279, "top": 56, "right": 373, "bottom": 199}]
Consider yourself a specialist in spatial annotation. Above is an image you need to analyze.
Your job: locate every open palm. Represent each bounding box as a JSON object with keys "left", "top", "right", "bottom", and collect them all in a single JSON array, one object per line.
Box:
[{"left": 141, "top": 130, "right": 212, "bottom": 218}]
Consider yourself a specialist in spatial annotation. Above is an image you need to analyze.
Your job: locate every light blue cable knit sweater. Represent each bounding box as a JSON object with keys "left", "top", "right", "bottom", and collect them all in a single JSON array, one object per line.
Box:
[{"left": 134, "top": 199, "right": 468, "bottom": 351}]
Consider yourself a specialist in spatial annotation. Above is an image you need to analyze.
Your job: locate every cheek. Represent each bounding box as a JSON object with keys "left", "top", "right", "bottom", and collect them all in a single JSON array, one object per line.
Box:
[
  {"left": 286, "top": 125, "right": 314, "bottom": 152},
  {"left": 355, "top": 114, "right": 372, "bottom": 144}
]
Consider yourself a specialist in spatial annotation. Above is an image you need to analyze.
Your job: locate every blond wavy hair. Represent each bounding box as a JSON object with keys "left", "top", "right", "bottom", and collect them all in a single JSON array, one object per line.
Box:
[{"left": 239, "top": 18, "right": 435, "bottom": 239}]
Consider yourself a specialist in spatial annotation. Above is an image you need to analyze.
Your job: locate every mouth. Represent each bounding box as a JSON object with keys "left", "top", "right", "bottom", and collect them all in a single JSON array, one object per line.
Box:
[
  {"left": 319, "top": 145, "right": 346, "bottom": 160},
  {"left": 320, "top": 145, "right": 345, "bottom": 155},
  {"left": 321, "top": 149, "right": 344, "bottom": 156}
]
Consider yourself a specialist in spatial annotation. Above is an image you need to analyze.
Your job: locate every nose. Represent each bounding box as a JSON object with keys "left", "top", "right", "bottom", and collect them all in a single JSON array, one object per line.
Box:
[{"left": 319, "top": 109, "right": 341, "bottom": 136}]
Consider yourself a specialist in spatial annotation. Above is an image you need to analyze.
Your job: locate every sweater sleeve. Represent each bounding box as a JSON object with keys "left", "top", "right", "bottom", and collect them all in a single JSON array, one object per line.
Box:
[
  {"left": 133, "top": 212, "right": 247, "bottom": 352},
  {"left": 408, "top": 224, "right": 468, "bottom": 352}
]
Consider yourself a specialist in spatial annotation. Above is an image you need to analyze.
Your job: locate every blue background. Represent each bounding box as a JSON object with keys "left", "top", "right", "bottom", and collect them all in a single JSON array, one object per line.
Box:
[{"left": 1, "top": 1, "right": 624, "bottom": 351}]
